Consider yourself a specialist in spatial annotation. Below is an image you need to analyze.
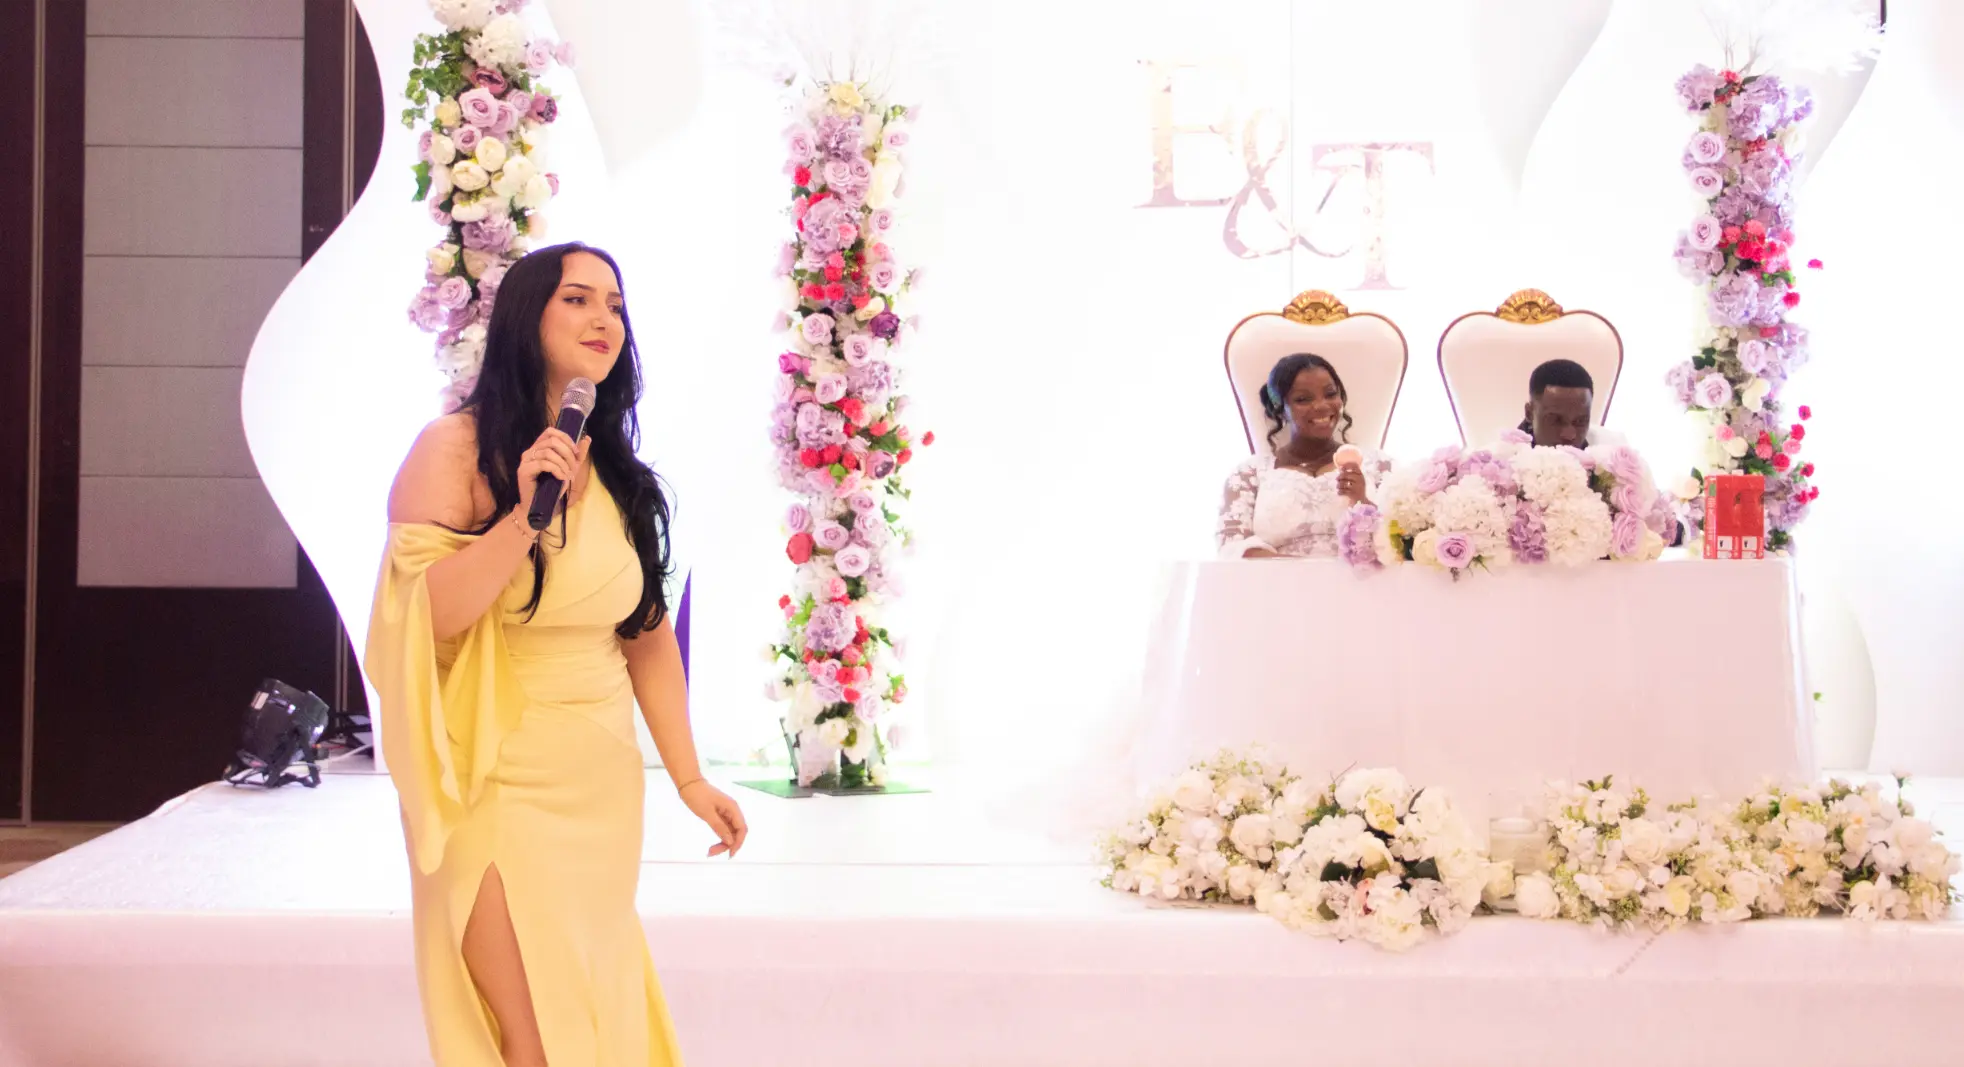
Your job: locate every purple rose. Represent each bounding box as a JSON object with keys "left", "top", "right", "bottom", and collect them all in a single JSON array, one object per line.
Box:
[
  {"left": 461, "top": 215, "right": 516, "bottom": 252},
  {"left": 1687, "top": 131, "right": 1728, "bottom": 166},
  {"left": 804, "top": 603, "right": 853, "bottom": 653},
  {"left": 869, "top": 262, "right": 899, "bottom": 293},
  {"left": 1688, "top": 167, "right": 1724, "bottom": 200},
  {"left": 785, "top": 124, "right": 819, "bottom": 164},
  {"left": 1509, "top": 502, "right": 1548, "bottom": 563},
  {"left": 1434, "top": 532, "right": 1475, "bottom": 570},
  {"left": 554, "top": 41, "right": 576, "bottom": 66},
  {"left": 1338, "top": 504, "right": 1382, "bottom": 570},
  {"left": 434, "top": 276, "right": 472, "bottom": 310},
  {"left": 528, "top": 94, "right": 559, "bottom": 123},
  {"left": 848, "top": 157, "right": 874, "bottom": 184},
  {"left": 459, "top": 87, "right": 500, "bottom": 128},
  {"left": 1708, "top": 271, "right": 1761, "bottom": 327},
  {"left": 1611, "top": 483, "right": 1642, "bottom": 515},
  {"left": 833, "top": 544, "right": 872, "bottom": 578},
  {"left": 785, "top": 503, "right": 812, "bottom": 533},
  {"left": 1416, "top": 460, "right": 1453, "bottom": 494},
  {"left": 470, "top": 67, "right": 509, "bottom": 95},
  {"left": 851, "top": 515, "right": 890, "bottom": 551},
  {"left": 418, "top": 129, "right": 436, "bottom": 162},
  {"left": 1666, "top": 362, "right": 1697, "bottom": 406},
  {"left": 489, "top": 100, "right": 520, "bottom": 137},
  {"left": 505, "top": 89, "right": 532, "bottom": 117},
  {"left": 867, "top": 451, "right": 898, "bottom": 479},
  {"left": 1675, "top": 65, "right": 1725, "bottom": 112},
  {"left": 800, "top": 313, "right": 835, "bottom": 346},
  {"left": 869, "top": 208, "right": 896, "bottom": 235},
  {"left": 1607, "top": 446, "right": 1645, "bottom": 486},
  {"left": 869, "top": 311, "right": 901, "bottom": 340},
  {"left": 1688, "top": 214, "right": 1723, "bottom": 252},
  {"left": 815, "top": 521, "right": 851, "bottom": 551},
  {"left": 452, "top": 123, "right": 483, "bottom": 155},
  {"left": 1610, "top": 511, "right": 1644, "bottom": 557},
  {"left": 1737, "top": 339, "right": 1773, "bottom": 375},
  {"left": 525, "top": 39, "right": 555, "bottom": 75},
  {"left": 842, "top": 334, "right": 877, "bottom": 367},
  {"left": 848, "top": 491, "right": 878, "bottom": 514},
  {"left": 822, "top": 160, "right": 853, "bottom": 189},
  {"left": 1694, "top": 372, "right": 1734, "bottom": 410},
  {"left": 814, "top": 374, "right": 848, "bottom": 404}
]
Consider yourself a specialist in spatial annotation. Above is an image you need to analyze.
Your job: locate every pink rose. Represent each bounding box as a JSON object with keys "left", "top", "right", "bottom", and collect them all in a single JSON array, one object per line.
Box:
[
  {"left": 884, "top": 127, "right": 910, "bottom": 150},
  {"left": 785, "top": 503, "right": 812, "bottom": 533},
  {"left": 505, "top": 90, "right": 533, "bottom": 117},
  {"left": 554, "top": 41, "right": 577, "bottom": 67},
  {"left": 1688, "top": 131, "right": 1727, "bottom": 166},
  {"left": 459, "top": 87, "right": 500, "bottom": 128},
  {"left": 1689, "top": 167, "right": 1724, "bottom": 199},
  {"left": 800, "top": 314, "right": 834, "bottom": 346},
  {"left": 1611, "top": 511, "right": 1643, "bottom": 557},
  {"left": 834, "top": 544, "right": 872, "bottom": 578},
  {"left": 825, "top": 577, "right": 848, "bottom": 600},
  {"left": 842, "top": 334, "right": 876, "bottom": 367},
  {"left": 815, "top": 375, "right": 848, "bottom": 404},
  {"left": 777, "top": 352, "right": 803, "bottom": 375},
  {"left": 1417, "top": 461, "right": 1453, "bottom": 494},
  {"left": 452, "top": 123, "right": 483, "bottom": 154},
  {"left": 1694, "top": 372, "right": 1733, "bottom": 410},
  {"left": 525, "top": 40, "right": 555, "bottom": 75},
  {"left": 870, "top": 263, "right": 899, "bottom": 293},
  {"left": 1737, "top": 339, "right": 1772, "bottom": 375},
  {"left": 848, "top": 491, "right": 878, "bottom": 514},
  {"left": 1611, "top": 483, "right": 1642, "bottom": 515},
  {"left": 434, "top": 276, "right": 472, "bottom": 309},
  {"left": 823, "top": 161, "right": 853, "bottom": 188},
  {"left": 815, "top": 521, "right": 850, "bottom": 551},
  {"left": 1608, "top": 446, "right": 1645, "bottom": 485},
  {"left": 1434, "top": 532, "right": 1475, "bottom": 570},
  {"left": 805, "top": 470, "right": 838, "bottom": 494},
  {"left": 489, "top": 101, "right": 520, "bottom": 137},
  {"left": 869, "top": 208, "right": 895, "bottom": 235},
  {"left": 1688, "top": 214, "right": 1723, "bottom": 252},
  {"left": 785, "top": 124, "right": 818, "bottom": 164}
]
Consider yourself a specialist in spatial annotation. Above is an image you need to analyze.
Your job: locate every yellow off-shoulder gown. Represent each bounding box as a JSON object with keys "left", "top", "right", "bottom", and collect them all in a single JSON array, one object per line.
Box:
[{"left": 365, "top": 480, "right": 682, "bottom": 1066}]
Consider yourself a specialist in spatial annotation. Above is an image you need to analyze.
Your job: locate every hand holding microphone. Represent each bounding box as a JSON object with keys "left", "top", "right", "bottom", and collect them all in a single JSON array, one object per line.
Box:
[{"left": 518, "top": 378, "right": 597, "bottom": 531}]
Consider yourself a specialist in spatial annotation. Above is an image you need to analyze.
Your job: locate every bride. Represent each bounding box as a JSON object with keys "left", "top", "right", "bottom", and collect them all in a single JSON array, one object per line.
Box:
[{"left": 1217, "top": 353, "right": 1389, "bottom": 559}]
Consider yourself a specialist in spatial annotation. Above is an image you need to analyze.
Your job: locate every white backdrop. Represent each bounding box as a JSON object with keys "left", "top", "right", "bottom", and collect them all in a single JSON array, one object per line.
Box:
[{"left": 244, "top": 0, "right": 1964, "bottom": 776}]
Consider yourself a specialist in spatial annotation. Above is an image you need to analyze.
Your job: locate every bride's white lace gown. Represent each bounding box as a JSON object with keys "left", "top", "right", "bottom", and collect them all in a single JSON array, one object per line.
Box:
[{"left": 1216, "top": 451, "right": 1391, "bottom": 559}]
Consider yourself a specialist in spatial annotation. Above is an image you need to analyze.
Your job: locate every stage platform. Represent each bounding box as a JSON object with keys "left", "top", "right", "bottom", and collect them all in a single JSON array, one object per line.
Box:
[{"left": 2, "top": 770, "right": 1963, "bottom": 1066}]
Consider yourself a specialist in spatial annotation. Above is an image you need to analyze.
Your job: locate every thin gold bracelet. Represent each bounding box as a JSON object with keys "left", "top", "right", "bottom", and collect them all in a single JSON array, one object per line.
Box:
[
  {"left": 509, "top": 509, "right": 541, "bottom": 543},
  {"left": 676, "top": 776, "right": 707, "bottom": 793}
]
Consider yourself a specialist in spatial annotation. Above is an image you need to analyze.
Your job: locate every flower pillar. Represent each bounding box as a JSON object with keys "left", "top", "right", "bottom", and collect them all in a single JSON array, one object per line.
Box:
[
  {"left": 1668, "top": 66, "right": 1819, "bottom": 550},
  {"left": 404, "top": 0, "right": 570, "bottom": 411},
  {"left": 766, "top": 80, "right": 927, "bottom": 788}
]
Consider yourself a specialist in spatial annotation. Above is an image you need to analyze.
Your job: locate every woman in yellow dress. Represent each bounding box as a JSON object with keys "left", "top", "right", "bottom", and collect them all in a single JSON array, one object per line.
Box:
[{"left": 366, "top": 242, "right": 747, "bottom": 1066}]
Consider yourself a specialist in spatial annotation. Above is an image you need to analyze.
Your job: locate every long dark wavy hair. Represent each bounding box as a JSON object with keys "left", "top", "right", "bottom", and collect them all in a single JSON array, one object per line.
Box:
[
  {"left": 459, "top": 242, "right": 673, "bottom": 638},
  {"left": 1259, "top": 352, "right": 1353, "bottom": 448}
]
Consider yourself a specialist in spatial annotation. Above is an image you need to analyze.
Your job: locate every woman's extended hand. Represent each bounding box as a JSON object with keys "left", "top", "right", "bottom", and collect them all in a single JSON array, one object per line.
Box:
[
  {"left": 1336, "top": 463, "right": 1370, "bottom": 505},
  {"left": 680, "top": 780, "right": 748, "bottom": 858}
]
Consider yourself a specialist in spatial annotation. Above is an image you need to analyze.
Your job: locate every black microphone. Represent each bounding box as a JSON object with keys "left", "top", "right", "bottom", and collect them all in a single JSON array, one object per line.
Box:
[{"left": 528, "top": 377, "right": 597, "bottom": 531}]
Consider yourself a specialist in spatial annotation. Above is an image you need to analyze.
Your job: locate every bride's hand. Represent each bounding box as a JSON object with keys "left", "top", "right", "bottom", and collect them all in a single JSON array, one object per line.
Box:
[
  {"left": 680, "top": 780, "right": 748, "bottom": 858},
  {"left": 1337, "top": 464, "right": 1370, "bottom": 505},
  {"left": 1243, "top": 547, "right": 1281, "bottom": 559}
]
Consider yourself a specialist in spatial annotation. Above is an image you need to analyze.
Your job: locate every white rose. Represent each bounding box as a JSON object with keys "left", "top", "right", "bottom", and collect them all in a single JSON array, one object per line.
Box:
[
  {"left": 1620, "top": 818, "right": 1667, "bottom": 865},
  {"left": 474, "top": 136, "right": 508, "bottom": 173},
  {"left": 434, "top": 98, "right": 462, "bottom": 129},
  {"left": 428, "top": 162, "right": 455, "bottom": 201},
  {"left": 1725, "top": 869, "right": 1762, "bottom": 908},
  {"left": 426, "top": 242, "right": 459, "bottom": 274},
  {"left": 1663, "top": 875, "right": 1695, "bottom": 917},
  {"left": 817, "top": 718, "right": 850, "bottom": 748},
  {"left": 430, "top": 0, "right": 495, "bottom": 31},
  {"left": 461, "top": 248, "right": 496, "bottom": 279},
  {"left": 430, "top": 133, "right": 457, "bottom": 165},
  {"left": 493, "top": 154, "right": 536, "bottom": 198},
  {"left": 1741, "top": 377, "right": 1771, "bottom": 412},
  {"left": 450, "top": 196, "right": 490, "bottom": 223},
  {"left": 1514, "top": 872, "right": 1560, "bottom": 918},
  {"left": 1170, "top": 770, "right": 1215, "bottom": 813},
  {"left": 517, "top": 174, "right": 553, "bottom": 211},
  {"left": 1182, "top": 816, "right": 1224, "bottom": 852},
  {"left": 853, "top": 295, "right": 887, "bottom": 323},
  {"left": 1229, "top": 813, "right": 1274, "bottom": 855},
  {"left": 866, "top": 155, "right": 903, "bottom": 209},
  {"left": 1225, "top": 863, "right": 1261, "bottom": 902},
  {"left": 451, "top": 161, "right": 490, "bottom": 192},
  {"left": 1723, "top": 435, "right": 1751, "bottom": 459},
  {"left": 1335, "top": 768, "right": 1408, "bottom": 811},
  {"left": 1606, "top": 865, "right": 1644, "bottom": 899}
]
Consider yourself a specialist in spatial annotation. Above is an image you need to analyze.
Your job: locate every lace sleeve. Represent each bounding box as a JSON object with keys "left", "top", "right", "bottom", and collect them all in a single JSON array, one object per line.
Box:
[{"left": 1217, "top": 459, "right": 1270, "bottom": 559}]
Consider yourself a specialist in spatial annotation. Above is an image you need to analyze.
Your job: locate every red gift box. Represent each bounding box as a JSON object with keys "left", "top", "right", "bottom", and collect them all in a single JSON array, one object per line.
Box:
[{"left": 1703, "top": 474, "right": 1766, "bottom": 559}]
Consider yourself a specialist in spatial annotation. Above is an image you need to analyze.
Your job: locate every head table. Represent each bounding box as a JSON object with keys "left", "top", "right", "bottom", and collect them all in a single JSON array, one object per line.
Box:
[{"left": 1134, "top": 557, "right": 1815, "bottom": 828}]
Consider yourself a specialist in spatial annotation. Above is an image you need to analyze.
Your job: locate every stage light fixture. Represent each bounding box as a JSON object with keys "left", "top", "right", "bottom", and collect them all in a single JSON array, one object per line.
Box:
[{"left": 222, "top": 679, "right": 331, "bottom": 789}]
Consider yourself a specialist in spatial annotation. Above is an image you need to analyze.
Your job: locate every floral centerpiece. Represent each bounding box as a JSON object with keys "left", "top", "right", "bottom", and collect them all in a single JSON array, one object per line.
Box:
[
  {"left": 1099, "top": 748, "right": 1308, "bottom": 904},
  {"left": 764, "top": 79, "right": 928, "bottom": 788},
  {"left": 1254, "top": 768, "right": 1487, "bottom": 951},
  {"left": 403, "top": 0, "right": 569, "bottom": 411},
  {"left": 1666, "top": 65, "right": 1819, "bottom": 550},
  {"left": 1340, "top": 441, "right": 1669, "bottom": 576},
  {"left": 1730, "top": 776, "right": 1961, "bottom": 921}
]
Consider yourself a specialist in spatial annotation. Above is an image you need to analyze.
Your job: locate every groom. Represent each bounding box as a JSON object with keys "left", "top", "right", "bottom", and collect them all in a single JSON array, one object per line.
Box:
[{"left": 1517, "top": 358, "right": 1684, "bottom": 546}]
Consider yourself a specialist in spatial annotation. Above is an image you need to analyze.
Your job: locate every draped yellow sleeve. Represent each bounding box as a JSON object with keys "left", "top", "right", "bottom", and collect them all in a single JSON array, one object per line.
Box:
[{"left": 363, "top": 523, "right": 525, "bottom": 875}]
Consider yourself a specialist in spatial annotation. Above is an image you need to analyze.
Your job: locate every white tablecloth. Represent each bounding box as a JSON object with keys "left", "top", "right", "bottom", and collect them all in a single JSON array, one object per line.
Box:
[{"left": 1136, "top": 558, "right": 1815, "bottom": 825}]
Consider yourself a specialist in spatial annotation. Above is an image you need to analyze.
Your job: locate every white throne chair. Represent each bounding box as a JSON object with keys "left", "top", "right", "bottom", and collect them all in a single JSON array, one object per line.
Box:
[
  {"left": 1224, "top": 290, "right": 1408, "bottom": 455},
  {"left": 1438, "top": 289, "right": 1624, "bottom": 446}
]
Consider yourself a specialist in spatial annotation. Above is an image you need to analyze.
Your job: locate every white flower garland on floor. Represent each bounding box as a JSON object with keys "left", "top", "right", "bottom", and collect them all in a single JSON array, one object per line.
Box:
[
  {"left": 403, "top": 0, "right": 568, "bottom": 411},
  {"left": 1106, "top": 754, "right": 1960, "bottom": 950}
]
